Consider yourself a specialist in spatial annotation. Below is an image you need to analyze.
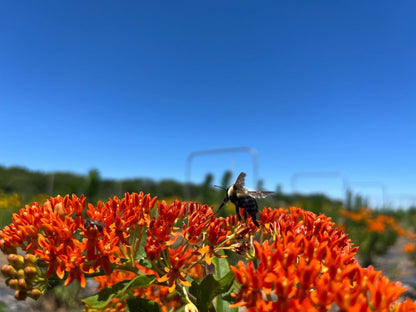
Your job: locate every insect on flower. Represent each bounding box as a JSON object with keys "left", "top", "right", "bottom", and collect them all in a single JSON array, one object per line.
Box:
[
  {"left": 215, "top": 172, "right": 273, "bottom": 227},
  {"left": 84, "top": 219, "right": 106, "bottom": 232}
]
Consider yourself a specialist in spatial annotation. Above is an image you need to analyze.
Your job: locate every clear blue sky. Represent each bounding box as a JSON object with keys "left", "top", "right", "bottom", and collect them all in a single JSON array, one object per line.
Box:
[{"left": 1, "top": 1, "right": 415, "bottom": 208}]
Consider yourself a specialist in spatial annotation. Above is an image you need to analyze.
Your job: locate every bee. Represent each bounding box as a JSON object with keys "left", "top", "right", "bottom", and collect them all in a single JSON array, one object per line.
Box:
[
  {"left": 84, "top": 219, "right": 106, "bottom": 232},
  {"left": 215, "top": 172, "right": 273, "bottom": 227}
]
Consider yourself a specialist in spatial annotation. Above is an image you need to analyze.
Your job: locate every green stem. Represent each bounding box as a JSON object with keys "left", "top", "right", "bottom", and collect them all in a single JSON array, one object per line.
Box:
[{"left": 133, "top": 226, "right": 145, "bottom": 261}]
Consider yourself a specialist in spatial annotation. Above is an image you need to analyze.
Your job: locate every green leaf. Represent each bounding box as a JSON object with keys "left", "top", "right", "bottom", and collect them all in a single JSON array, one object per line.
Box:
[
  {"left": 212, "top": 251, "right": 230, "bottom": 279},
  {"left": 219, "top": 287, "right": 239, "bottom": 312},
  {"left": 126, "top": 297, "right": 161, "bottom": 312},
  {"left": 189, "top": 272, "right": 235, "bottom": 312},
  {"left": 212, "top": 252, "right": 232, "bottom": 312},
  {"left": 82, "top": 274, "right": 155, "bottom": 309}
]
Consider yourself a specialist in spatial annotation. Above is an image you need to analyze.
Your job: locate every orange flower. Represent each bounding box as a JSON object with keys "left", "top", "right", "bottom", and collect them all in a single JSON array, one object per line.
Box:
[
  {"left": 392, "top": 297, "right": 416, "bottom": 312},
  {"left": 259, "top": 207, "right": 287, "bottom": 232},
  {"left": 85, "top": 192, "right": 157, "bottom": 245},
  {"left": 145, "top": 236, "right": 162, "bottom": 260},
  {"left": 230, "top": 207, "right": 409, "bottom": 311},
  {"left": 59, "top": 244, "right": 88, "bottom": 287},
  {"left": 202, "top": 218, "right": 228, "bottom": 265},
  {"left": 95, "top": 269, "right": 137, "bottom": 289},
  {"left": 0, "top": 193, "right": 159, "bottom": 290},
  {"left": 182, "top": 203, "right": 214, "bottom": 245},
  {"left": 340, "top": 208, "right": 372, "bottom": 222},
  {"left": 157, "top": 200, "right": 186, "bottom": 225},
  {"left": 157, "top": 246, "right": 196, "bottom": 293},
  {"left": 403, "top": 243, "right": 416, "bottom": 253},
  {"left": 0, "top": 195, "right": 85, "bottom": 253},
  {"left": 367, "top": 216, "right": 386, "bottom": 233}
]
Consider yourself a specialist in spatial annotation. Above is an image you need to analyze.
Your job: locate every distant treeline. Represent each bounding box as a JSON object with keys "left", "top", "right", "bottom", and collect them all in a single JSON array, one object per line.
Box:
[{"left": 0, "top": 165, "right": 351, "bottom": 216}]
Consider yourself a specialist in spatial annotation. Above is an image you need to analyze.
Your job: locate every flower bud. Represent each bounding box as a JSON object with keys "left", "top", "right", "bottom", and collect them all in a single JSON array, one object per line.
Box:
[
  {"left": 16, "top": 269, "right": 25, "bottom": 279},
  {"left": 7, "top": 278, "right": 19, "bottom": 290},
  {"left": 18, "top": 279, "right": 29, "bottom": 290},
  {"left": 14, "top": 290, "right": 27, "bottom": 300},
  {"left": 7, "top": 254, "right": 24, "bottom": 268},
  {"left": 24, "top": 266, "right": 38, "bottom": 279},
  {"left": 23, "top": 254, "right": 38, "bottom": 266},
  {"left": 1, "top": 264, "right": 17, "bottom": 278},
  {"left": 28, "top": 288, "right": 42, "bottom": 300},
  {"left": 54, "top": 202, "right": 66, "bottom": 218}
]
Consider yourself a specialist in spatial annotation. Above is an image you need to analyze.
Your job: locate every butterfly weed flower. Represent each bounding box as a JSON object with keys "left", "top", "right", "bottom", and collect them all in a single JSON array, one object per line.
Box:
[
  {"left": 156, "top": 246, "right": 197, "bottom": 293},
  {"left": 1, "top": 192, "right": 416, "bottom": 312},
  {"left": 201, "top": 218, "right": 228, "bottom": 265},
  {"left": 230, "top": 207, "right": 416, "bottom": 312}
]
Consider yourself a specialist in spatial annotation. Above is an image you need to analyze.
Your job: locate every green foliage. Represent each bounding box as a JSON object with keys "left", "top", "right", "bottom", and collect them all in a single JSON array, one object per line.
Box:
[
  {"left": 85, "top": 169, "right": 101, "bottom": 202},
  {"left": 200, "top": 173, "right": 215, "bottom": 204},
  {"left": 189, "top": 272, "right": 235, "bottom": 312},
  {"left": 0, "top": 165, "right": 203, "bottom": 205},
  {"left": 220, "top": 171, "right": 232, "bottom": 189},
  {"left": 212, "top": 252, "right": 237, "bottom": 312},
  {"left": 0, "top": 207, "right": 20, "bottom": 228},
  {"left": 0, "top": 302, "right": 7, "bottom": 312},
  {"left": 126, "top": 297, "right": 161, "bottom": 312}
]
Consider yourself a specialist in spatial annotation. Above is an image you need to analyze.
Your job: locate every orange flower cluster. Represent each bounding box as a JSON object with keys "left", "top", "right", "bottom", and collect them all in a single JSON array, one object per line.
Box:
[
  {"left": 403, "top": 243, "right": 416, "bottom": 253},
  {"left": 340, "top": 207, "right": 416, "bottom": 254},
  {"left": 91, "top": 200, "right": 233, "bottom": 310},
  {"left": 145, "top": 201, "right": 229, "bottom": 293},
  {"left": 231, "top": 207, "right": 416, "bottom": 312},
  {"left": 0, "top": 192, "right": 157, "bottom": 299},
  {"left": 0, "top": 192, "right": 238, "bottom": 307},
  {"left": 1, "top": 193, "right": 416, "bottom": 312},
  {"left": 340, "top": 208, "right": 399, "bottom": 234},
  {"left": 340, "top": 208, "right": 372, "bottom": 222}
]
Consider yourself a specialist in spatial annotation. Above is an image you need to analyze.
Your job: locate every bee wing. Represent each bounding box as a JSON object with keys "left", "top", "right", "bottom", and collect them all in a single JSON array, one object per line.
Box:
[
  {"left": 247, "top": 191, "right": 274, "bottom": 199},
  {"left": 233, "top": 172, "right": 247, "bottom": 195},
  {"left": 234, "top": 172, "right": 246, "bottom": 188}
]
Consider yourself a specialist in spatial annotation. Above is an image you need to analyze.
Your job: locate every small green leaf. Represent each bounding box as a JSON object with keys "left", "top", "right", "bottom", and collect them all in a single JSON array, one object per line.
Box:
[
  {"left": 212, "top": 252, "right": 232, "bottom": 312},
  {"left": 212, "top": 251, "right": 230, "bottom": 279},
  {"left": 189, "top": 272, "right": 235, "bottom": 312},
  {"left": 220, "top": 288, "right": 239, "bottom": 312},
  {"left": 82, "top": 274, "right": 155, "bottom": 309},
  {"left": 126, "top": 297, "right": 161, "bottom": 312}
]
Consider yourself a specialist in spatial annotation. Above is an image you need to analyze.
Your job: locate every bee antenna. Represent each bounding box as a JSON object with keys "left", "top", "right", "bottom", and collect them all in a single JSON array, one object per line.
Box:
[{"left": 213, "top": 185, "right": 226, "bottom": 190}]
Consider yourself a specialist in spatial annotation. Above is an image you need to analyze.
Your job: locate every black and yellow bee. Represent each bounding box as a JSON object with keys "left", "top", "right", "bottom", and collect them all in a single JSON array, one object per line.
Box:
[{"left": 216, "top": 172, "right": 272, "bottom": 227}]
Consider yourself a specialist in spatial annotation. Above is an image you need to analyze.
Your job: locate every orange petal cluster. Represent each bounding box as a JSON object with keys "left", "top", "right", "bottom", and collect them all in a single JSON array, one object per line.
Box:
[
  {"left": 340, "top": 208, "right": 398, "bottom": 234},
  {"left": 157, "top": 246, "right": 198, "bottom": 292},
  {"left": 2, "top": 193, "right": 416, "bottom": 312},
  {"left": 0, "top": 192, "right": 157, "bottom": 289},
  {"left": 146, "top": 201, "right": 215, "bottom": 292},
  {"left": 231, "top": 207, "right": 416, "bottom": 312}
]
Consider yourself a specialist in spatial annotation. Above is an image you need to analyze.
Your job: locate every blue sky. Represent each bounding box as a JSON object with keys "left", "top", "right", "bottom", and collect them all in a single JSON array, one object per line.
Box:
[{"left": 1, "top": 1, "right": 415, "bottom": 208}]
